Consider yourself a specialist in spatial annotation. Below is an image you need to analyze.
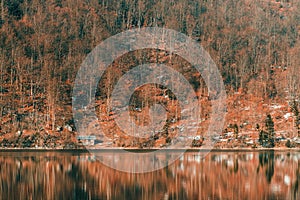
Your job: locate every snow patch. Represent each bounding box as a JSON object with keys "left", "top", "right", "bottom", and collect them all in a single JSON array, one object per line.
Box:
[{"left": 284, "top": 113, "right": 293, "bottom": 120}]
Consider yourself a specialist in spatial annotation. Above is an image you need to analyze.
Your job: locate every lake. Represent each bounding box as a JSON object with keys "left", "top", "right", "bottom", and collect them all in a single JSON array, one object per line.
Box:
[{"left": 0, "top": 150, "right": 299, "bottom": 200}]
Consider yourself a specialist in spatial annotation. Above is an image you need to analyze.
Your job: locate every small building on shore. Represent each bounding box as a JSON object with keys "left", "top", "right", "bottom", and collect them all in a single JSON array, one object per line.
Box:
[{"left": 77, "top": 135, "right": 96, "bottom": 146}]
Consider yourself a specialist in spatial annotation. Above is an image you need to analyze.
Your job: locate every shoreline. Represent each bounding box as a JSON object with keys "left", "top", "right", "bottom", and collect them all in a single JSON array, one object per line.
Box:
[{"left": 0, "top": 147, "right": 299, "bottom": 152}]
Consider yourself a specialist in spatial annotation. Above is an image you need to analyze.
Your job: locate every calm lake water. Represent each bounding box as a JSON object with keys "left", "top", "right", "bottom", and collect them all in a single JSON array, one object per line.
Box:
[{"left": 0, "top": 150, "right": 299, "bottom": 200}]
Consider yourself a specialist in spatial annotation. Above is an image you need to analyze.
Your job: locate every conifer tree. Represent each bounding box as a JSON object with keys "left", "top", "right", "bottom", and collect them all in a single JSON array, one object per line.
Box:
[
  {"left": 265, "top": 114, "right": 275, "bottom": 148},
  {"left": 291, "top": 100, "right": 300, "bottom": 138}
]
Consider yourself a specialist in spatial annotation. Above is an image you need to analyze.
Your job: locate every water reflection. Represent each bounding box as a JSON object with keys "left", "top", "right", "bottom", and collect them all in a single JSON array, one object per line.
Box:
[
  {"left": 258, "top": 151, "right": 275, "bottom": 183},
  {"left": 0, "top": 151, "right": 299, "bottom": 200}
]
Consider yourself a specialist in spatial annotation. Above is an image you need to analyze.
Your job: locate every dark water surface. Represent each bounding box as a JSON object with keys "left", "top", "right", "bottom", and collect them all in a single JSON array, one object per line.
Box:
[{"left": 0, "top": 150, "right": 299, "bottom": 200}]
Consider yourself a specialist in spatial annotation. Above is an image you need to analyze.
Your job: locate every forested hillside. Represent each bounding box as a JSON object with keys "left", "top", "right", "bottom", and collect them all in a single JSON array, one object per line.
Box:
[{"left": 0, "top": 0, "right": 300, "bottom": 148}]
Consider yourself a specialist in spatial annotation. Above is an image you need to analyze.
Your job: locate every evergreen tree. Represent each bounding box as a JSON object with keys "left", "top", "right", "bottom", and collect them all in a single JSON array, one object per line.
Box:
[
  {"left": 291, "top": 100, "right": 300, "bottom": 137},
  {"left": 233, "top": 123, "right": 239, "bottom": 139},
  {"left": 265, "top": 114, "right": 275, "bottom": 147},
  {"left": 259, "top": 130, "right": 268, "bottom": 147}
]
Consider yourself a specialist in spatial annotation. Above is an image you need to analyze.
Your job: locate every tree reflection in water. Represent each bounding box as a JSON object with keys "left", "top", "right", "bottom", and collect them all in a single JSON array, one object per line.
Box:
[
  {"left": 292, "top": 159, "right": 300, "bottom": 200},
  {"left": 0, "top": 151, "right": 299, "bottom": 200},
  {"left": 258, "top": 151, "right": 275, "bottom": 183}
]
